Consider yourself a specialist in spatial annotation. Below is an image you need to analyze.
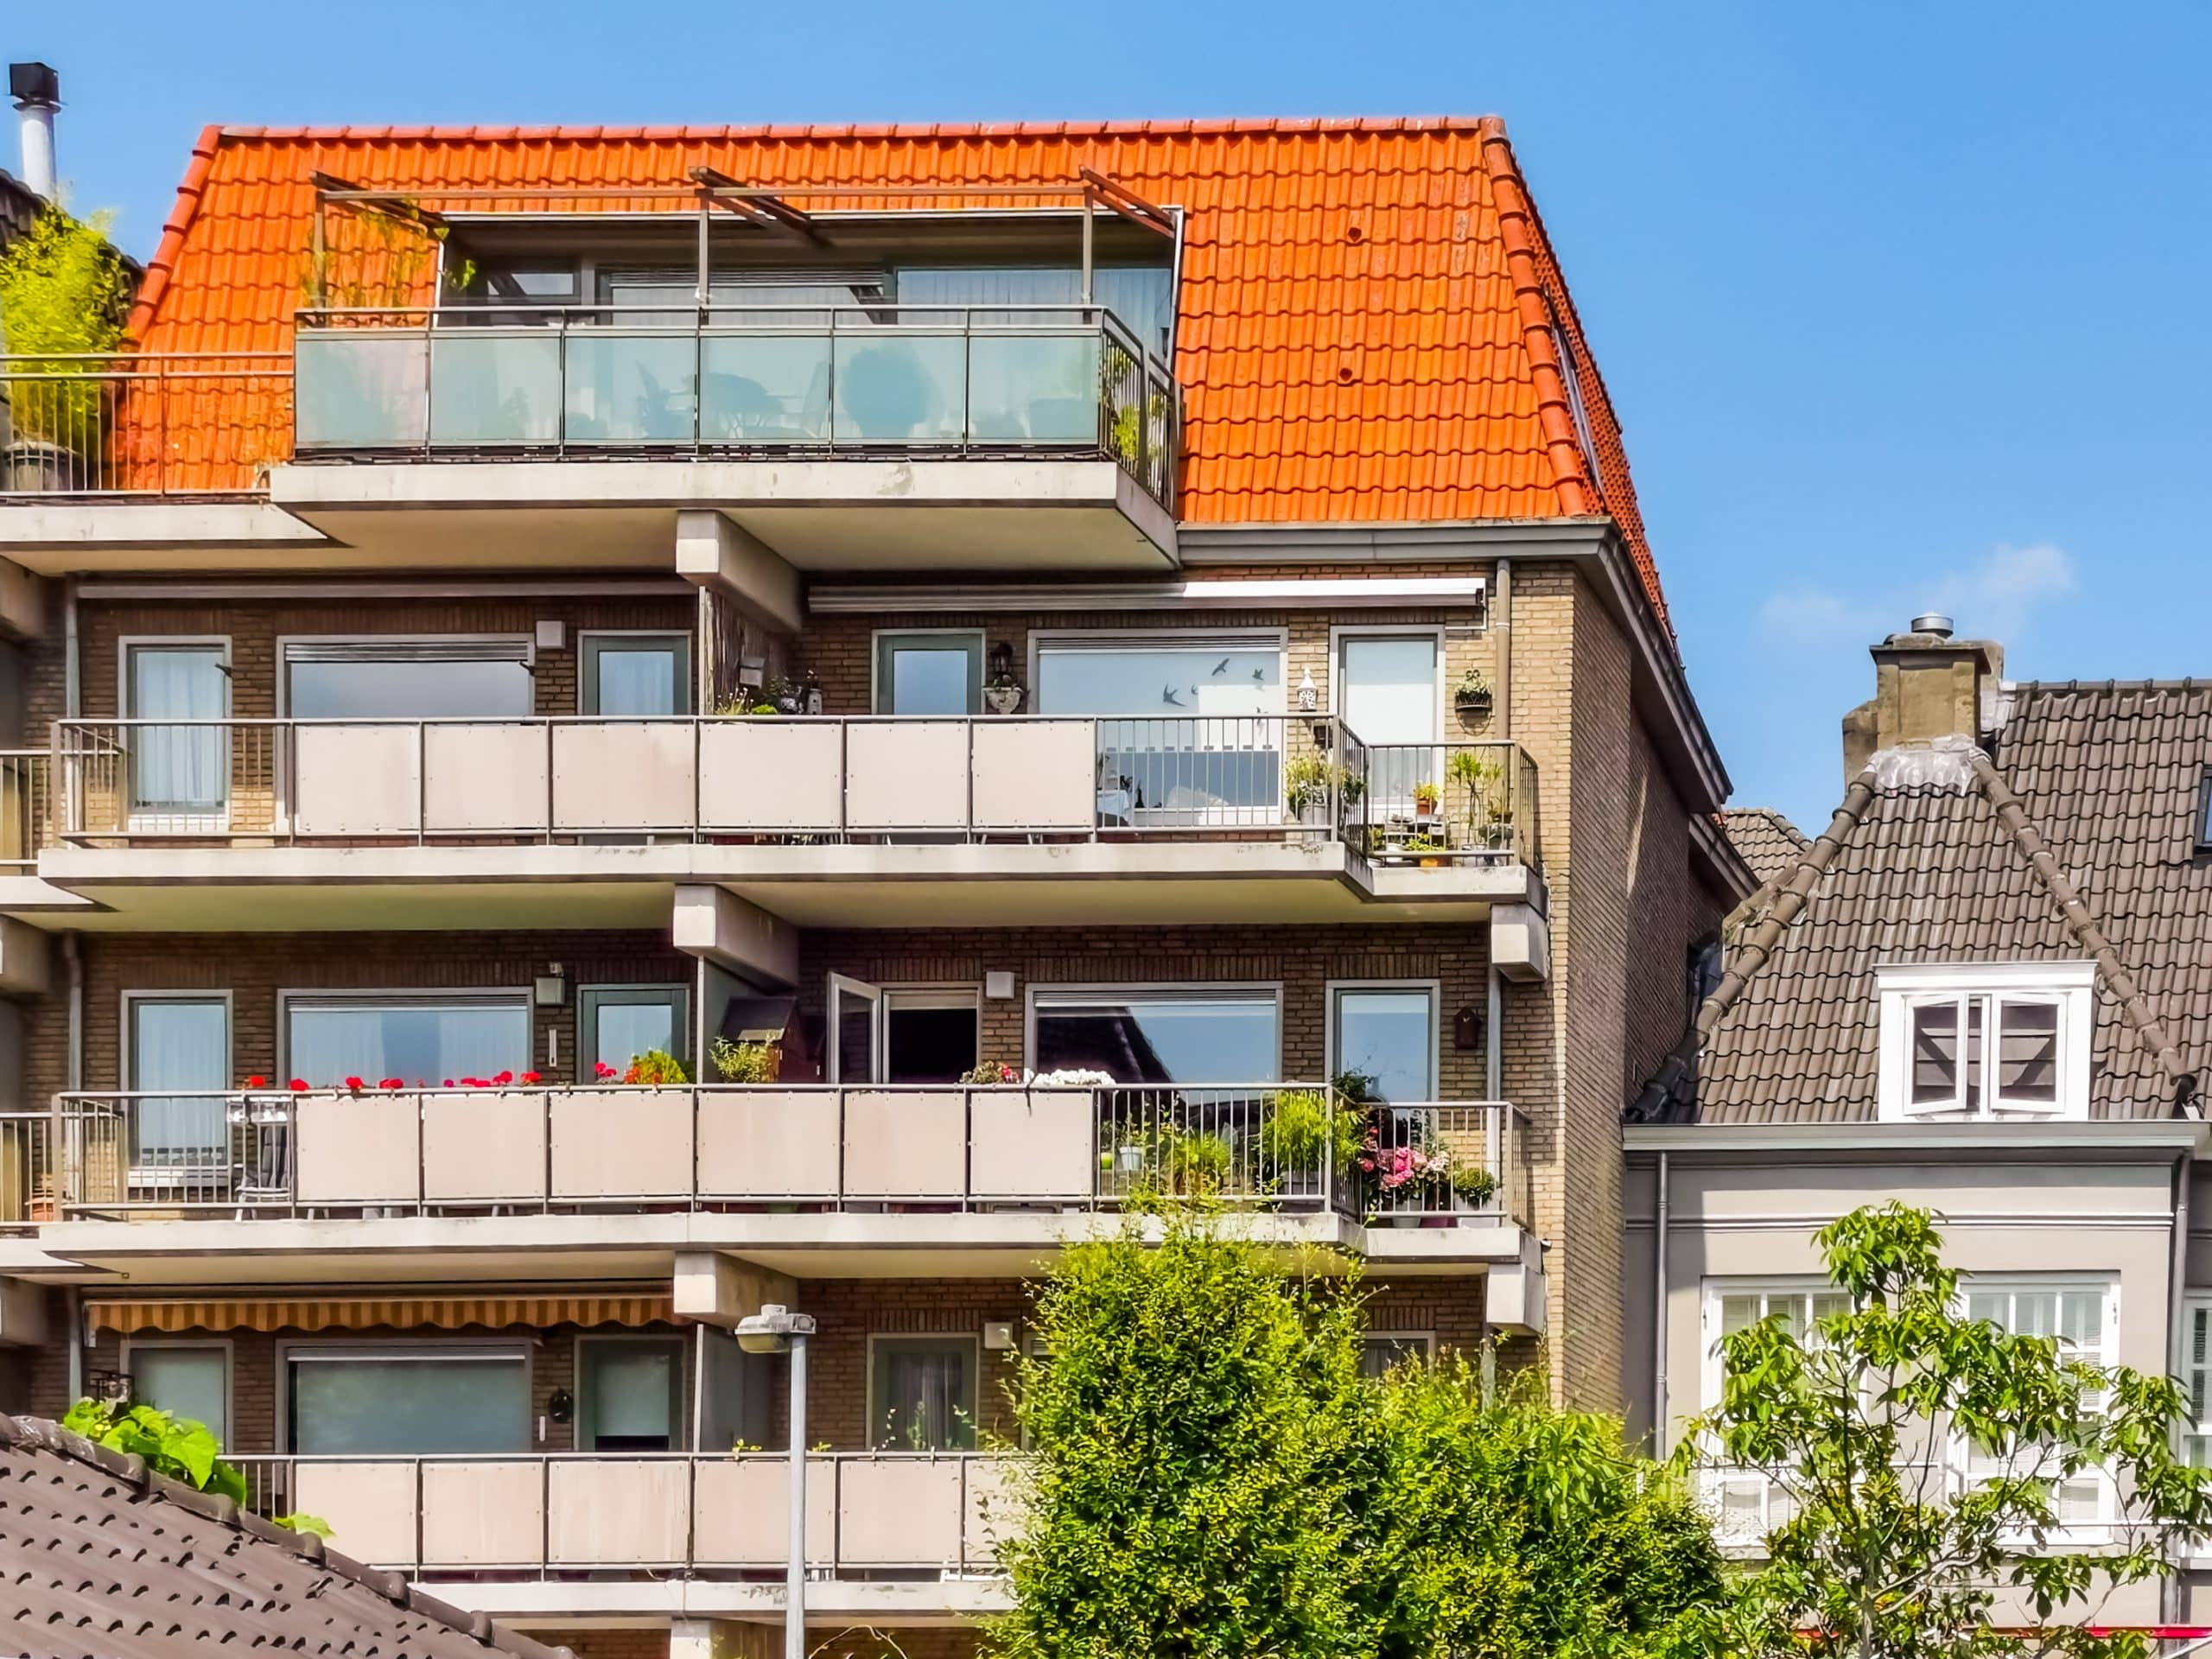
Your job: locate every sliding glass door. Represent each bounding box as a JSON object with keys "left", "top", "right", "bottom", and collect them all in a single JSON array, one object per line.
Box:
[
  {"left": 582, "top": 633, "right": 690, "bottom": 716},
  {"left": 1337, "top": 632, "right": 1440, "bottom": 810},
  {"left": 578, "top": 985, "right": 690, "bottom": 1079}
]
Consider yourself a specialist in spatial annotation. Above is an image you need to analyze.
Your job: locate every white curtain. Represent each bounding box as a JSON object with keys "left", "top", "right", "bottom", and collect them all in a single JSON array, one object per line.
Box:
[
  {"left": 130, "top": 998, "right": 228, "bottom": 1171},
  {"left": 872, "top": 1340, "right": 974, "bottom": 1450},
  {"left": 286, "top": 998, "right": 529, "bottom": 1088},
  {"left": 129, "top": 647, "right": 227, "bottom": 816}
]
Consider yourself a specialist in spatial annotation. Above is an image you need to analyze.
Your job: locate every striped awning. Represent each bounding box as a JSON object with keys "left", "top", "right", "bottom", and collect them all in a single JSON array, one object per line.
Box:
[{"left": 87, "top": 1290, "right": 673, "bottom": 1335}]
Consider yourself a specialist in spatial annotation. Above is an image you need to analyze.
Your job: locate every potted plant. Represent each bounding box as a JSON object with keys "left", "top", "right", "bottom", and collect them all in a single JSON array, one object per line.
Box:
[
  {"left": 1447, "top": 749, "right": 1508, "bottom": 852},
  {"left": 961, "top": 1060, "right": 1020, "bottom": 1085},
  {"left": 1411, "top": 779, "right": 1440, "bottom": 822},
  {"left": 1285, "top": 753, "right": 1333, "bottom": 826},
  {"left": 1453, "top": 667, "right": 1494, "bottom": 720},
  {"left": 1258, "top": 1087, "right": 1366, "bottom": 1198},
  {"left": 982, "top": 643, "right": 1025, "bottom": 716},
  {"left": 1358, "top": 1137, "right": 1450, "bottom": 1226},
  {"left": 1402, "top": 831, "right": 1448, "bottom": 869},
  {"left": 0, "top": 207, "right": 129, "bottom": 492},
  {"left": 709, "top": 1037, "right": 782, "bottom": 1084},
  {"left": 622, "top": 1049, "right": 691, "bottom": 1085},
  {"left": 1448, "top": 1159, "right": 1497, "bottom": 1221},
  {"left": 1159, "top": 1126, "right": 1234, "bottom": 1196}
]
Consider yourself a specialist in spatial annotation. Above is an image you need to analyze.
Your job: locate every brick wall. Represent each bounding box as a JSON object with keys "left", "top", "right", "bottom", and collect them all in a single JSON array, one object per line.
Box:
[{"left": 536, "top": 1630, "right": 673, "bottom": 1659}]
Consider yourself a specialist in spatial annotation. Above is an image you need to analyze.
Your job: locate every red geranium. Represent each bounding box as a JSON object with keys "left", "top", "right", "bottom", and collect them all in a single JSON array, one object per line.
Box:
[
  {"left": 344, "top": 1076, "right": 365, "bottom": 1091},
  {"left": 245, "top": 1075, "right": 268, "bottom": 1089},
  {"left": 288, "top": 1078, "right": 308, "bottom": 1091},
  {"left": 378, "top": 1077, "right": 404, "bottom": 1090},
  {"left": 593, "top": 1061, "right": 617, "bottom": 1080},
  {"left": 520, "top": 1071, "right": 542, "bottom": 1085}
]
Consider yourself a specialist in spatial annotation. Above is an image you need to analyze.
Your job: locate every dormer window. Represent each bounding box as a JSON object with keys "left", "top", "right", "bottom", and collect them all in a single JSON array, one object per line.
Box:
[{"left": 1876, "top": 963, "right": 2093, "bottom": 1121}]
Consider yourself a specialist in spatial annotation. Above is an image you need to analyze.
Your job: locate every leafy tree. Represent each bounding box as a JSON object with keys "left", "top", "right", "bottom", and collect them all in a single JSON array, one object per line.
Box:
[
  {"left": 0, "top": 207, "right": 129, "bottom": 446},
  {"left": 60, "top": 1396, "right": 329, "bottom": 1535},
  {"left": 1679, "top": 1203, "right": 2212, "bottom": 1659},
  {"left": 990, "top": 1215, "right": 1724, "bottom": 1659}
]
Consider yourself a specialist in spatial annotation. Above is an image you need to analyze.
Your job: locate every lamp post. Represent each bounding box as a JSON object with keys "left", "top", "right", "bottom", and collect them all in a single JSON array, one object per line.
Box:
[{"left": 734, "top": 1303, "right": 817, "bottom": 1659}]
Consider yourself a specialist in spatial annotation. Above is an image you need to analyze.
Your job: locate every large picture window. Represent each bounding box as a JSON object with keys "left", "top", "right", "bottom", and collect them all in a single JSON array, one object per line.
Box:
[
  {"left": 282, "top": 638, "right": 534, "bottom": 721},
  {"left": 1035, "top": 633, "right": 1284, "bottom": 824},
  {"left": 1031, "top": 988, "right": 1280, "bottom": 1084},
  {"left": 286, "top": 1345, "right": 529, "bottom": 1455},
  {"left": 283, "top": 991, "right": 531, "bottom": 1090}
]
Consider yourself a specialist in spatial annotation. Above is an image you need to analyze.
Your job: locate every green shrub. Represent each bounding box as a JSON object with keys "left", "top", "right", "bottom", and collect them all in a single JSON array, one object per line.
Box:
[{"left": 0, "top": 207, "right": 129, "bottom": 449}]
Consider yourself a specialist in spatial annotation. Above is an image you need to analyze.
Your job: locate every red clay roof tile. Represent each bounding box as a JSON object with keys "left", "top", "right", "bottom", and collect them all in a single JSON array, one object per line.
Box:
[{"left": 130, "top": 116, "right": 1667, "bottom": 625}]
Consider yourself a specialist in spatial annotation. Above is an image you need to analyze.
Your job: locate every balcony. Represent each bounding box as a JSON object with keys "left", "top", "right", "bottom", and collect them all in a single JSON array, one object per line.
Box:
[
  {"left": 0, "top": 1086, "right": 1535, "bottom": 1280},
  {"left": 232, "top": 1450, "right": 1017, "bottom": 1617},
  {"left": 35, "top": 718, "right": 1541, "bottom": 925},
  {"left": 0, "top": 306, "right": 1182, "bottom": 571}
]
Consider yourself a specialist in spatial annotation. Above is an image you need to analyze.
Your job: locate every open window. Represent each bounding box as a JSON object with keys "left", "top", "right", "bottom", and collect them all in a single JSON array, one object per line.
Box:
[{"left": 1878, "top": 963, "right": 2092, "bottom": 1121}]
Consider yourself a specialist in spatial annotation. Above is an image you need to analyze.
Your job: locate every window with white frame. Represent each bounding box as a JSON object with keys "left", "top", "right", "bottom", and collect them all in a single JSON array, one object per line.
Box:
[
  {"left": 1961, "top": 1278, "right": 2117, "bottom": 1526},
  {"left": 1700, "top": 1281, "right": 1850, "bottom": 1545},
  {"left": 2184, "top": 1297, "right": 2212, "bottom": 1469},
  {"left": 1359, "top": 1332, "right": 1435, "bottom": 1378},
  {"left": 1876, "top": 963, "right": 2094, "bottom": 1121}
]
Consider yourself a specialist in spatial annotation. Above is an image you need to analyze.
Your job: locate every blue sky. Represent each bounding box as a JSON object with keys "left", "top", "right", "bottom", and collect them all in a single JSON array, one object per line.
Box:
[{"left": 11, "top": 1, "right": 2209, "bottom": 829}]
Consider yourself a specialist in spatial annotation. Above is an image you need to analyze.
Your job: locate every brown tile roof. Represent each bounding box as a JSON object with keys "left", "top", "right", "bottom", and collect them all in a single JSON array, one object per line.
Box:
[
  {"left": 1634, "top": 681, "right": 2212, "bottom": 1124},
  {"left": 0, "top": 1413, "right": 569, "bottom": 1659},
  {"left": 1718, "top": 806, "right": 1809, "bottom": 887},
  {"left": 122, "top": 117, "right": 1670, "bottom": 628}
]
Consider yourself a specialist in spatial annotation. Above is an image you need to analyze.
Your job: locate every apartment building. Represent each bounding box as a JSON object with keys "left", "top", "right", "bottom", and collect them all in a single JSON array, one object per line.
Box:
[
  {"left": 1625, "top": 620, "right": 2212, "bottom": 1621},
  {"left": 0, "top": 116, "right": 1742, "bottom": 1657}
]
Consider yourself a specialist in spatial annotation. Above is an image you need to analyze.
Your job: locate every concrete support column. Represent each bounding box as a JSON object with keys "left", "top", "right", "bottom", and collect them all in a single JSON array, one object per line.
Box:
[
  {"left": 676, "top": 509, "right": 802, "bottom": 633},
  {"left": 673, "top": 1251, "right": 798, "bottom": 1328},
  {"left": 673, "top": 884, "right": 798, "bottom": 988}
]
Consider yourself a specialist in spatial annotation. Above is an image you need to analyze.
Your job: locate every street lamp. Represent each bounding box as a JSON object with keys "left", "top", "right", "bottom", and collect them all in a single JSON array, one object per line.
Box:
[{"left": 734, "top": 1303, "right": 817, "bottom": 1659}]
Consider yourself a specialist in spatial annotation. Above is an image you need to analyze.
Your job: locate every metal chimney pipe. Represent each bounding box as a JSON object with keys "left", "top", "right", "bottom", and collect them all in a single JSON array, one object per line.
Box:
[{"left": 9, "top": 63, "right": 59, "bottom": 202}]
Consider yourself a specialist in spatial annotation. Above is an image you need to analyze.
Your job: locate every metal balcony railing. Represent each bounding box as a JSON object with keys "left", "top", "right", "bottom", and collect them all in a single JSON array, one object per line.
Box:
[
  {"left": 0, "top": 353, "right": 294, "bottom": 496},
  {"left": 48, "top": 715, "right": 1539, "bottom": 868},
  {"left": 10, "top": 1085, "right": 1530, "bottom": 1230},
  {"left": 227, "top": 1449, "right": 1018, "bottom": 1580},
  {"left": 292, "top": 302, "right": 1179, "bottom": 507}
]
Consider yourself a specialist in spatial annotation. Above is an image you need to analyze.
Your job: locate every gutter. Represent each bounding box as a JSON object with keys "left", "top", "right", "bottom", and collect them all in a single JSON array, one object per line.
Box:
[{"left": 1625, "top": 1120, "right": 2210, "bottom": 1155}]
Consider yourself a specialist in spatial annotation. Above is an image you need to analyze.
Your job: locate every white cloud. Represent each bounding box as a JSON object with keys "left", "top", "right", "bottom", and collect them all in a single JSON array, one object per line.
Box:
[{"left": 1754, "top": 542, "right": 2075, "bottom": 653}]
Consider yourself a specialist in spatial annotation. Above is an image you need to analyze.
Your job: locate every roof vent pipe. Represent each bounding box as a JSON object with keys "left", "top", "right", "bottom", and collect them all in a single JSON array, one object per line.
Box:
[
  {"left": 1910, "top": 612, "right": 1955, "bottom": 639},
  {"left": 8, "top": 62, "right": 58, "bottom": 202}
]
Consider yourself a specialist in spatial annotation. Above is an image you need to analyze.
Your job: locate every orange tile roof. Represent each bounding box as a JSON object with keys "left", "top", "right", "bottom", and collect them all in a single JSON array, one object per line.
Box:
[{"left": 130, "top": 116, "right": 1668, "bottom": 626}]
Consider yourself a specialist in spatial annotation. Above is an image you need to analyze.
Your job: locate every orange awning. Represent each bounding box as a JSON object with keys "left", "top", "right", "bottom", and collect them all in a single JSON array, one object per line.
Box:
[{"left": 87, "top": 1290, "right": 672, "bottom": 1335}]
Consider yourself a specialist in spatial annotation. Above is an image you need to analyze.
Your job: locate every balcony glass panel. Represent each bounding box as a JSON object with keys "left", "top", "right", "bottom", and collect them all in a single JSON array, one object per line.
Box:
[
  {"left": 967, "top": 331, "right": 1098, "bottom": 443},
  {"left": 832, "top": 334, "right": 965, "bottom": 442},
  {"left": 296, "top": 331, "right": 428, "bottom": 448},
  {"left": 699, "top": 332, "right": 832, "bottom": 442},
  {"left": 427, "top": 330, "right": 561, "bottom": 446},
  {"left": 563, "top": 330, "right": 697, "bottom": 444}
]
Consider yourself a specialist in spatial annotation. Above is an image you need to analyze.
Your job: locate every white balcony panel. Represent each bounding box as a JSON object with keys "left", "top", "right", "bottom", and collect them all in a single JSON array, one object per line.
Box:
[
  {"left": 550, "top": 1088, "right": 691, "bottom": 1200},
  {"left": 969, "top": 1089, "right": 1093, "bottom": 1199},
  {"left": 698, "top": 721, "right": 842, "bottom": 831},
  {"left": 838, "top": 1457, "right": 965, "bottom": 1567},
  {"left": 844, "top": 721, "right": 968, "bottom": 831},
  {"left": 693, "top": 1456, "right": 836, "bottom": 1568},
  {"left": 965, "top": 1456, "right": 1023, "bottom": 1567},
  {"left": 969, "top": 720, "right": 1095, "bottom": 831},
  {"left": 549, "top": 1459, "right": 688, "bottom": 1566},
  {"left": 842, "top": 1090, "right": 965, "bottom": 1198},
  {"left": 423, "top": 1459, "right": 543, "bottom": 1568},
  {"left": 696, "top": 1089, "right": 838, "bottom": 1198},
  {"left": 423, "top": 725, "right": 548, "bottom": 835},
  {"left": 291, "top": 725, "right": 419, "bottom": 836},
  {"left": 554, "top": 722, "right": 696, "bottom": 832},
  {"left": 296, "top": 1460, "right": 419, "bottom": 1569},
  {"left": 422, "top": 1091, "right": 544, "bottom": 1204},
  {"left": 294, "top": 1094, "right": 420, "bottom": 1206}
]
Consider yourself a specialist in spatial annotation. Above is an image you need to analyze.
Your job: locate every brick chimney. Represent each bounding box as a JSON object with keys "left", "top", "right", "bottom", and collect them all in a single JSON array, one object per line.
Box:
[{"left": 1841, "top": 613, "right": 2005, "bottom": 783}]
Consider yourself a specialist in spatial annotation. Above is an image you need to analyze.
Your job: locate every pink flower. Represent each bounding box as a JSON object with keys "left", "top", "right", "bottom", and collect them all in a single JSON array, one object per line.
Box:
[
  {"left": 245, "top": 1075, "right": 267, "bottom": 1090},
  {"left": 442, "top": 1078, "right": 455, "bottom": 1089},
  {"left": 288, "top": 1078, "right": 308, "bottom": 1092},
  {"left": 594, "top": 1061, "right": 618, "bottom": 1080}
]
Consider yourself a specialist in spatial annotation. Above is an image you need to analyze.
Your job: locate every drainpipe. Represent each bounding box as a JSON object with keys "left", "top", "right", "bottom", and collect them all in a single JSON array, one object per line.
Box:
[
  {"left": 65, "top": 1286, "right": 82, "bottom": 1403},
  {"left": 2163, "top": 1150, "right": 2192, "bottom": 1625},
  {"left": 1492, "top": 558, "right": 1512, "bottom": 741},
  {"left": 62, "top": 575, "right": 78, "bottom": 720},
  {"left": 1484, "top": 965, "right": 1502, "bottom": 1101},
  {"left": 1653, "top": 1150, "right": 1670, "bottom": 1452}
]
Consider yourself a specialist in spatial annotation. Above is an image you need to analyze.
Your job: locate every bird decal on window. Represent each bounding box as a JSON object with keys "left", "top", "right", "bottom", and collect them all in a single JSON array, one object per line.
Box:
[{"left": 1161, "top": 685, "right": 1184, "bottom": 707}]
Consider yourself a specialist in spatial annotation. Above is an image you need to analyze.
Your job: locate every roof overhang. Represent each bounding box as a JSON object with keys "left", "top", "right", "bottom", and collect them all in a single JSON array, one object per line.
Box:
[{"left": 1624, "top": 1120, "right": 2206, "bottom": 1157}]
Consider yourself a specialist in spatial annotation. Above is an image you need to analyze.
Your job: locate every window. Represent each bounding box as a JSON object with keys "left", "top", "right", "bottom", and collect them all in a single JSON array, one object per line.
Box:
[
  {"left": 2184, "top": 1298, "right": 2212, "bottom": 1468},
  {"left": 282, "top": 638, "right": 534, "bottom": 720},
  {"left": 1329, "top": 982, "right": 1439, "bottom": 1104},
  {"left": 1876, "top": 963, "right": 2093, "bottom": 1121},
  {"left": 283, "top": 991, "right": 531, "bottom": 1090},
  {"left": 124, "top": 993, "right": 230, "bottom": 1179},
  {"left": 577, "top": 1336, "right": 687, "bottom": 1452},
  {"left": 285, "top": 1345, "right": 529, "bottom": 1454},
  {"left": 581, "top": 632, "right": 690, "bottom": 716},
  {"left": 875, "top": 632, "right": 982, "bottom": 715},
  {"left": 1031, "top": 987, "right": 1280, "bottom": 1084},
  {"left": 1961, "top": 1279, "right": 2117, "bottom": 1525},
  {"left": 127, "top": 1343, "right": 230, "bottom": 1444},
  {"left": 1333, "top": 630, "right": 1441, "bottom": 809},
  {"left": 885, "top": 988, "right": 981, "bottom": 1084},
  {"left": 893, "top": 264, "right": 1175, "bottom": 359},
  {"left": 1359, "top": 1332, "right": 1434, "bottom": 1378},
  {"left": 1035, "top": 632, "right": 1285, "bottom": 823},
  {"left": 1700, "top": 1282, "right": 1853, "bottom": 1545},
  {"left": 869, "top": 1335, "right": 978, "bottom": 1451},
  {"left": 2198, "top": 767, "right": 2212, "bottom": 853},
  {"left": 579, "top": 985, "right": 690, "bottom": 1078},
  {"left": 124, "top": 640, "right": 230, "bottom": 825}
]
